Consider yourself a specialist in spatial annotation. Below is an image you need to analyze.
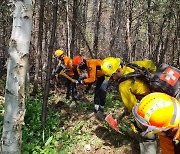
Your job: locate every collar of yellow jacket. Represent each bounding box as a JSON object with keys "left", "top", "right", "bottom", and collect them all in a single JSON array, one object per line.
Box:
[
  {"left": 174, "top": 124, "right": 180, "bottom": 141},
  {"left": 121, "top": 65, "right": 135, "bottom": 75},
  {"left": 105, "top": 76, "right": 111, "bottom": 81}
]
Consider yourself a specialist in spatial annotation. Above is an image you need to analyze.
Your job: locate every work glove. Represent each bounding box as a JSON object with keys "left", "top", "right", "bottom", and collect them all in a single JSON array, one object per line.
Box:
[
  {"left": 75, "top": 79, "right": 84, "bottom": 85},
  {"left": 74, "top": 80, "right": 79, "bottom": 84},
  {"left": 55, "top": 74, "right": 59, "bottom": 82}
]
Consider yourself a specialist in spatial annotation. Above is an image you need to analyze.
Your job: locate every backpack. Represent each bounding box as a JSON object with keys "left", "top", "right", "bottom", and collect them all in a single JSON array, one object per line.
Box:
[
  {"left": 118, "top": 63, "right": 153, "bottom": 83},
  {"left": 150, "top": 63, "right": 180, "bottom": 100},
  {"left": 118, "top": 63, "right": 180, "bottom": 100}
]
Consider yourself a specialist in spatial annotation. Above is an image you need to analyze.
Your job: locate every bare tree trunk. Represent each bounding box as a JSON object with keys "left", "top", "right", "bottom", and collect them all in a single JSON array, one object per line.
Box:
[
  {"left": 124, "top": 0, "right": 133, "bottom": 63},
  {"left": 158, "top": 34, "right": 169, "bottom": 64},
  {"left": 93, "top": 0, "right": 102, "bottom": 58},
  {"left": 1, "top": 0, "right": 33, "bottom": 153},
  {"left": 151, "top": 18, "right": 166, "bottom": 64},
  {"left": 31, "top": 0, "right": 45, "bottom": 96},
  {"left": 70, "top": 0, "right": 78, "bottom": 57},
  {"left": 42, "top": 0, "right": 58, "bottom": 137},
  {"left": 82, "top": 0, "right": 88, "bottom": 32},
  {"left": 175, "top": 7, "right": 180, "bottom": 66},
  {"left": 77, "top": 0, "right": 88, "bottom": 49},
  {"left": 147, "top": 0, "right": 152, "bottom": 57},
  {"left": 66, "top": 0, "right": 71, "bottom": 57},
  {"left": 2, "top": 17, "right": 7, "bottom": 60},
  {"left": 109, "top": 0, "right": 123, "bottom": 57},
  {"left": 109, "top": 0, "right": 117, "bottom": 56},
  {"left": 126, "top": 17, "right": 132, "bottom": 61},
  {"left": 109, "top": 26, "right": 120, "bottom": 56},
  {"left": 132, "top": 19, "right": 140, "bottom": 60},
  {"left": 0, "top": 19, "right": 7, "bottom": 74},
  {"left": 159, "top": 20, "right": 172, "bottom": 64},
  {"left": 75, "top": 22, "right": 94, "bottom": 58}
]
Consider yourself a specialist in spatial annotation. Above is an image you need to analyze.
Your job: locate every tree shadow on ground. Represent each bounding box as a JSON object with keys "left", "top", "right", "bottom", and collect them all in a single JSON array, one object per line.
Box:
[
  {"left": 94, "top": 125, "right": 140, "bottom": 154},
  {"left": 49, "top": 93, "right": 140, "bottom": 153}
]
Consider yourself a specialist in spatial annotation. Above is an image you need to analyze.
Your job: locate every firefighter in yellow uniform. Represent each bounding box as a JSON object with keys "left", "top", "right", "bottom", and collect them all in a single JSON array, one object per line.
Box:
[
  {"left": 101, "top": 57, "right": 156, "bottom": 112},
  {"left": 132, "top": 92, "right": 180, "bottom": 154},
  {"left": 72, "top": 56, "right": 109, "bottom": 119},
  {"left": 54, "top": 49, "right": 78, "bottom": 101},
  {"left": 101, "top": 57, "right": 157, "bottom": 154}
]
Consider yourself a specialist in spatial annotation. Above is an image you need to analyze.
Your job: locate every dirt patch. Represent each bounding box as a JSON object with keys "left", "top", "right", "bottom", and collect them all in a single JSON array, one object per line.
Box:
[{"left": 71, "top": 117, "right": 140, "bottom": 154}]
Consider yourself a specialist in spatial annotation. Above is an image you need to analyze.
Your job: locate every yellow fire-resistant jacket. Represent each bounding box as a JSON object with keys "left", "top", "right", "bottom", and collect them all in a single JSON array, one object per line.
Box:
[{"left": 119, "top": 60, "right": 157, "bottom": 112}]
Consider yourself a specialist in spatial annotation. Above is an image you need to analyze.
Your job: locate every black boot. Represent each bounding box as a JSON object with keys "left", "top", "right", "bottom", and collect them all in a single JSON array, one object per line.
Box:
[{"left": 95, "top": 108, "right": 105, "bottom": 120}]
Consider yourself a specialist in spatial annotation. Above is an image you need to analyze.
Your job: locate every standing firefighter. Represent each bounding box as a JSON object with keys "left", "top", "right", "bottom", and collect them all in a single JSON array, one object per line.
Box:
[
  {"left": 72, "top": 56, "right": 109, "bottom": 120},
  {"left": 54, "top": 49, "right": 78, "bottom": 101},
  {"left": 132, "top": 92, "right": 180, "bottom": 154},
  {"left": 101, "top": 57, "right": 157, "bottom": 154}
]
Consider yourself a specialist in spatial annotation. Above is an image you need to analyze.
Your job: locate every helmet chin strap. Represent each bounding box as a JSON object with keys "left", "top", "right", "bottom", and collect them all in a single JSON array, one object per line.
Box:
[{"left": 170, "top": 97, "right": 178, "bottom": 125}]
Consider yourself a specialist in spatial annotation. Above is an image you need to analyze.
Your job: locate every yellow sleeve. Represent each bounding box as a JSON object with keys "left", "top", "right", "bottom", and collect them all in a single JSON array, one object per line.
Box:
[
  {"left": 132, "top": 60, "right": 156, "bottom": 73},
  {"left": 119, "top": 80, "right": 137, "bottom": 113},
  {"left": 174, "top": 125, "right": 180, "bottom": 141},
  {"left": 119, "top": 79, "right": 151, "bottom": 113}
]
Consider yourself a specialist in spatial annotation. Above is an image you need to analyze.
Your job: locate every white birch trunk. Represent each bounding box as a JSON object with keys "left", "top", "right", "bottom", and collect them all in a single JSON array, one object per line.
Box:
[{"left": 1, "top": 0, "right": 34, "bottom": 153}]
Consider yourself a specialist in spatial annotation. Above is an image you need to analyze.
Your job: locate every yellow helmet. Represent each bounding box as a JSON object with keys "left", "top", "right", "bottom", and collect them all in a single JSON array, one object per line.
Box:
[
  {"left": 54, "top": 49, "right": 64, "bottom": 57},
  {"left": 132, "top": 92, "right": 180, "bottom": 135},
  {"left": 101, "top": 57, "right": 122, "bottom": 80}
]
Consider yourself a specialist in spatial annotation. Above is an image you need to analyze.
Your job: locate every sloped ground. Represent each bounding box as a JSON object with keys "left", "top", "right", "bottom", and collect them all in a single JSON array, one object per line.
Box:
[
  {"left": 49, "top": 81, "right": 162, "bottom": 154},
  {"left": 49, "top": 86, "right": 141, "bottom": 154},
  {"left": 0, "top": 79, "right": 160, "bottom": 153}
]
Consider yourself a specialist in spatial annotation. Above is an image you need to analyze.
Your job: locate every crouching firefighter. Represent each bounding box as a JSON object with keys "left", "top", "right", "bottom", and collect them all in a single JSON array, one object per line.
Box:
[
  {"left": 54, "top": 49, "right": 78, "bottom": 101},
  {"left": 101, "top": 57, "right": 158, "bottom": 154},
  {"left": 132, "top": 92, "right": 180, "bottom": 154},
  {"left": 72, "top": 55, "right": 110, "bottom": 120}
]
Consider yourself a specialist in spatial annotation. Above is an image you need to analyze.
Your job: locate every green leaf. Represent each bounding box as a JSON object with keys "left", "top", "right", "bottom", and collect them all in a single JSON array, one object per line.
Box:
[{"left": 45, "top": 136, "right": 53, "bottom": 147}]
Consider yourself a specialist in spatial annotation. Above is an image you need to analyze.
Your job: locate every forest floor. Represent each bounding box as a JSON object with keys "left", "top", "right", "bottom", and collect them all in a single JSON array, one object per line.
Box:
[
  {"left": 0, "top": 78, "right": 161, "bottom": 153},
  {"left": 47, "top": 82, "right": 144, "bottom": 154},
  {"left": 50, "top": 91, "right": 140, "bottom": 154}
]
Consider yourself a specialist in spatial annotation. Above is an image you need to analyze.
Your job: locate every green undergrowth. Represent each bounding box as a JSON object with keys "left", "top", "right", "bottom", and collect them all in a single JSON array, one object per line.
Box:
[
  {"left": 22, "top": 92, "right": 132, "bottom": 153},
  {"left": 21, "top": 94, "right": 92, "bottom": 153},
  {"left": 0, "top": 91, "right": 133, "bottom": 153}
]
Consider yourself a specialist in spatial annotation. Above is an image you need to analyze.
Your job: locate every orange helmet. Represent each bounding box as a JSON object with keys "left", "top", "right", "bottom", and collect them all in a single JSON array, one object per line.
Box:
[
  {"left": 72, "top": 56, "right": 83, "bottom": 66},
  {"left": 132, "top": 92, "right": 180, "bottom": 135}
]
